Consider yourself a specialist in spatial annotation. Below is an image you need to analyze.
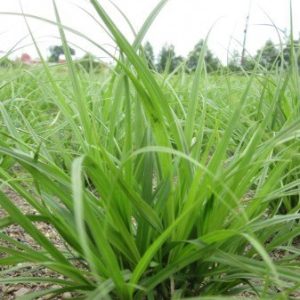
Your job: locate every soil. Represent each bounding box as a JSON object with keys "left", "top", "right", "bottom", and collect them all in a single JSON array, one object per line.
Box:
[{"left": 0, "top": 188, "right": 71, "bottom": 299}]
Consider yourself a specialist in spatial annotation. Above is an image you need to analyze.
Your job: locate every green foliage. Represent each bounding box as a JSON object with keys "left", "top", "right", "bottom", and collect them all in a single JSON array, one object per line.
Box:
[
  {"left": 241, "top": 38, "right": 300, "bottom": 72},
  {"left": 255, "top": 40, "right": 280, "bottom": 70},
  {"left": 227, "top": 50, "right": 255, "bottom": 73},
  {"left": 48, "top": 44, "right": 75, "bottom": 63},
  {"left": 156, "top": 44, "right": 183, "bottom": 73},
  {"left": 1, "top": 1, "right": 300, "bottom": 299},
  {"left": 187, "top": 39, "right": 220, "bottom": 72},
  {"left": 77, "top": 53, "right": 105, "bottom": 72},
  {"left": 281, "top": 38, "right": 300, "bottom": 68},
  {"left": 143, "top": 41, "right": 155, "bottom": 69},
  {"left": 227, "top": 50, "right": 241, "bottom": 72},
  {"left": 0, "top": 56, "right": 14, "bottom": 68},
  {"left": 227, "top": 38, "right": 300, "bottom": 73}
]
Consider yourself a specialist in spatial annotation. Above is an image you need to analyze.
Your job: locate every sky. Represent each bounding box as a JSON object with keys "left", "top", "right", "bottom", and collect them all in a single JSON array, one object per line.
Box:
[{"left": 0, "top": 0, "right": 299, "bottom": 64}]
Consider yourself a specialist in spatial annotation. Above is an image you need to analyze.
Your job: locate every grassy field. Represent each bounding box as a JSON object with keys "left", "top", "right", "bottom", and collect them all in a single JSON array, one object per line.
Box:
[{"left": 1, "top": 1, "right": 300, "bottom": 299}]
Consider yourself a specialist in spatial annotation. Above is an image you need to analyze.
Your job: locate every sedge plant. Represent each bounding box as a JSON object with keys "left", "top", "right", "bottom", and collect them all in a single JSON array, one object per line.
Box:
[{"left": 0, "top": 0, "right": 300, "bottom": 299}]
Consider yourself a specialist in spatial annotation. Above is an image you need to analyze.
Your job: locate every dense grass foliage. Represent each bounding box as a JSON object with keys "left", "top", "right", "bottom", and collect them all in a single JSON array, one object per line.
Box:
[{"left": 1, "top": 1, "right": 300, "bottom": 299}]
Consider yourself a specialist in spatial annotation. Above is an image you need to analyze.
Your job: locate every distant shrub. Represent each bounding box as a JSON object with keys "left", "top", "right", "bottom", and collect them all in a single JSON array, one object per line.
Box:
[
  {"left": 77, "top": 53, "right": 106, "bottom": 72},
  {"left": 0, "top": 57, "right": 14, "bottom": 68}
]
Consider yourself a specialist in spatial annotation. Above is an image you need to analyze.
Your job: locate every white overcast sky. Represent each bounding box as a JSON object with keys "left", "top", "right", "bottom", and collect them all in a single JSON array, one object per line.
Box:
[{"left": 0, "top": 0, "right": 299, "bottom": 63}]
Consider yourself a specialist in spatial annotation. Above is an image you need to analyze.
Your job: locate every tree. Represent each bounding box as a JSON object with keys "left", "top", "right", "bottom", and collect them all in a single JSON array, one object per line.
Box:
[
  {"left": 143, "top": 41, "right": 155, "bottom": 69},
  {"left": 242, "top": 56, "right": 256, "bottom": 72},
  {"left": 281, "top": 37, "right": 300, "bottom": 69},
  {"left": 48, "top": 45, "right": 75, "bottom": 63},
  {"left": 228, "top": 50, "right": 241, "bottom": 72},
  {"left": 255, "top": 40, "right": 280, "bottom": 70},
  {"left": 187, "top": 40, "right": 220, "bottom": 73},
  {"left": 253, "top": 37, "right": 300, "bottom": 70},
  {"left": 156, "top": 44, "right": 183, "bottom": 73},
  {"left": 173, "top": 55, "right": 184, "bottom": 70},
  {"left": 227, "top": 50, "right": 255, "bottom": 72},
  {"left": 0, "top": 57, "right": 13, "bottom": 68}
]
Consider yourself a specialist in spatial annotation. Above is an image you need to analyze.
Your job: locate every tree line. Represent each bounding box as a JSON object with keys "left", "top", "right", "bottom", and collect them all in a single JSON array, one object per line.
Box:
[
  {"left": 1, "top": 38, "right": 299, "bottom": 73},
  {"left": 143, "top": 37, "right": 300, "bottom": 73}
]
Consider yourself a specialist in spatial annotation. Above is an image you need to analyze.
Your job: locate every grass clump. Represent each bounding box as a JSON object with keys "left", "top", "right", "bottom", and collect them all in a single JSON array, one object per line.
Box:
[{"left": 0, "top": 0, "right": 300, "bottom": 299}]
